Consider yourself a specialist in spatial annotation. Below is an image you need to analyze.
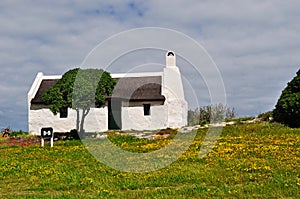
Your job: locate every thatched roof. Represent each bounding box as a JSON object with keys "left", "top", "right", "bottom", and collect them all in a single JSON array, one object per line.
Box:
[
  {"left": 31, "top": 76, "right": 165, "bottom": 104},
  {"left": 31, "top": 79, "right": 59, "bottom": 104},
  {"left": 111, "top": 76, "right": 165, "bottom": 101}
]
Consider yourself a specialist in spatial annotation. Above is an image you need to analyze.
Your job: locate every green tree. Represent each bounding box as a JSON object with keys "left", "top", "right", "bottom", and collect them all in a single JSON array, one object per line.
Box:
[
  {"left": 273, "top": 69, "right": 300, "bottom": 128},
  {"left": 42, "top": 68, "right": 116, "bottom": 136}
]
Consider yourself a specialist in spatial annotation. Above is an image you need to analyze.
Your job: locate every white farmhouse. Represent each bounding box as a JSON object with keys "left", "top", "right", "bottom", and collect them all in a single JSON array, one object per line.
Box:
[{"left": 28, "top": 51, "right": 187, "bottom": 135}]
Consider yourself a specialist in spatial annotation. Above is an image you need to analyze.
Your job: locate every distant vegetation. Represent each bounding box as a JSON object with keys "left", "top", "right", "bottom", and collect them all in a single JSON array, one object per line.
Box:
[
  {"left": 273, "top": 69, "right": 300, "bottom": 128},
  {"left": 188, "top": 68, "right": 300, "bottom": 129},
  {"left": 257, "top": 111, "right": 273, "bottom": 122},
  {"left": 188, "top": 103, "right": 236, "bottom": 126}
]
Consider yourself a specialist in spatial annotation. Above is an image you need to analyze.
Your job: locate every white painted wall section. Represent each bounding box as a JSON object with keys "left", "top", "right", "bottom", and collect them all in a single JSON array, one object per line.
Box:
[
  {"left": 82, "top": 107, "right": 108, "bottom": 132},
  {"left": 29, "top": 107, "right": 108, "bottom": 135},
  {"left": 162, "top": 51, "right": 188, "bottom": 128},
  {"left": 27, "top": 72, "right": 43, "bottom": 107},
  {"left": 121, "top": 104, "right": 167, "bottom": 131},
  {"left": 29, "top": 107, "right": 76, "bottom": 135}
]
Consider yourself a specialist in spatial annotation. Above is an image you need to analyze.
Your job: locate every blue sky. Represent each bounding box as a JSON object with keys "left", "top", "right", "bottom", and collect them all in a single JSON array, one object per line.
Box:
[{"left": 0, "top": 0, "right": 300, "bottom": 131}]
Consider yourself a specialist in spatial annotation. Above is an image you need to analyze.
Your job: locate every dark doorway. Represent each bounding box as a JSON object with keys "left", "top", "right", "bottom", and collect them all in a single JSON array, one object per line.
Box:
[{"left": 108, "top": 99, "right": 122, "bottom": 130}]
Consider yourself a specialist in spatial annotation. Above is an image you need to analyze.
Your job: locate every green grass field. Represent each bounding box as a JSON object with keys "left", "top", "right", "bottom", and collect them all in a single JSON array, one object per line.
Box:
[{"left": 0, "top": 123, "right": 299, "bottom": 198}]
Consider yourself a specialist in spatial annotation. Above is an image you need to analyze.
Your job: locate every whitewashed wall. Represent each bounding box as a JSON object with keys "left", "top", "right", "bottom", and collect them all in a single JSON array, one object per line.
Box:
[
  {"left": 121, "top": 102, "right": 167, "bottom": 130},
  {"left": 80, "top": 107, "right": 108, "bottom": 132},
  {"left": 165, "top": 99, "right": 188, "bottom": 128},
  {"left": 29, "top": 106, "right": 108, "bottom": 135},
  {"left": 29, "top": 106, "right": 76, "bottom": 135},
  {"left": 162, "top": 53, "right": 188, "bottom": 128}
]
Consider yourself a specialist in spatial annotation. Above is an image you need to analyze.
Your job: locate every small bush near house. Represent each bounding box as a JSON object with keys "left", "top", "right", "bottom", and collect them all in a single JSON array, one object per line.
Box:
[
  {"left": 9, "top": 130, "right": 28, "bottom": 137},
  {"left": 70, "top": 129, "right": 80, "bottom": 140}
]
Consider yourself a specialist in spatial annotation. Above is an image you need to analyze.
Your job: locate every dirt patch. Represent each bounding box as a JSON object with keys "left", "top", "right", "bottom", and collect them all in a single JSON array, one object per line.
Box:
[
  {"left": 0, "top": 136, "right": 41, "bottom": 146},
  {"left": 156, "top": 128, "right": 177, "bottom": 135}
]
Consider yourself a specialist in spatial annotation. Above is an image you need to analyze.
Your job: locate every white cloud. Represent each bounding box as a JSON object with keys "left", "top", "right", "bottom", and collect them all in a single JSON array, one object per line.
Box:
[{"left": 0, "top": 0, "right": 299, "bottom": 130}]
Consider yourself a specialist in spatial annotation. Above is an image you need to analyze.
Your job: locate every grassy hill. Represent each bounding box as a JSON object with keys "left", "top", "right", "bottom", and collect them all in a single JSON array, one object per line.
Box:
[{"left": 0, "top": 122, "right": 299, "bottom": 198}]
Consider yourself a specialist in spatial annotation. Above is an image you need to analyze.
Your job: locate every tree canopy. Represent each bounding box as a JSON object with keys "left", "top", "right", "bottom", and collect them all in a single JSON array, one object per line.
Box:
[
  {"left": 42, "top": 68, "right": 116, "bottom": 134},
  {"left": 273, "top": 69, "right": 300, "bottom": 128},
  {"left": 72, "top": 68, "right": 116, "bottom": 110},
  {"left": 42, "top": 68, "right": 78, "bottom": 114}
]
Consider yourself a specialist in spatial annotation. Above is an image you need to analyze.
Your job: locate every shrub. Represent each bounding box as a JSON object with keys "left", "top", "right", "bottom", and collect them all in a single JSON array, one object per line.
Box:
[
  {"left": 10, "top": 130, "right": 28, "bottom": 137},
  {"left": 258, "top": 111, "right": 273, "bottom": 121},
  {"left": 188, "top": 104, "right": 236, "bottom": 126},
  {"left": 70, "top": 129, "right": 80, "bottom": 140}
]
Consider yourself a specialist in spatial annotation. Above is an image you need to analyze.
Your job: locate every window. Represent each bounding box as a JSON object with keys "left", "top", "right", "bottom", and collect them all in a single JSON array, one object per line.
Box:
[
  {"left": 143, "top": 104, "right": 151, "bottom": 116},
  {"left": 60, "top": 107, "right": 68, "bottom": 118}
]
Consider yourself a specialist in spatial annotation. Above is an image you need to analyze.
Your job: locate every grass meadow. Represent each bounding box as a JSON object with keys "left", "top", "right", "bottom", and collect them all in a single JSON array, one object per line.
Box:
[{"left": 0, "top": 123, "right": 299, "bottom": 198}]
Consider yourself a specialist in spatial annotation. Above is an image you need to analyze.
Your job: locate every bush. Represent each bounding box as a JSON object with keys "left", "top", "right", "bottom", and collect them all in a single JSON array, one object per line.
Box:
[
  {"left": 70, "top": 129, "right": 80, "bottom": 140},
  {"left": 258, "top": 111, "right": 273, "bottom": 121},
  {"left": 188, "top": 104, "right": 236, "bottom": 126},
  {"left": 273, "top": 69, "right": 300, "bottom": 128},
  {"left": 10, "top": 130, "right": 28, "bottom": 137}
]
